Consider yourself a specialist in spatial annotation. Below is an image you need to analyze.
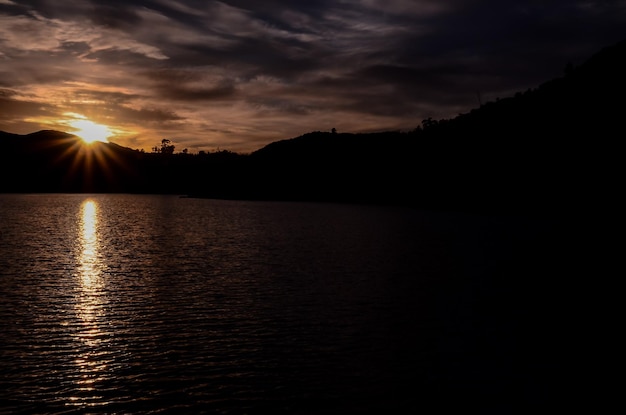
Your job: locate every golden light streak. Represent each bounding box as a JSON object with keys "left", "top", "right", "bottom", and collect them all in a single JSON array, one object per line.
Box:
[
  {"left": 79, "top": 199, "right": 99, "bottom": 286},
  {"left": 71, "top": 198, "right": 115, "bottom": 404}
]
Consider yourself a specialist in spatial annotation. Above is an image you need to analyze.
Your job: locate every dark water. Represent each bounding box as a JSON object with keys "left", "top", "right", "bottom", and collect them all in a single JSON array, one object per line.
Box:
[{"left": 0, "top": 194, "right": 586, "bottom": 413}]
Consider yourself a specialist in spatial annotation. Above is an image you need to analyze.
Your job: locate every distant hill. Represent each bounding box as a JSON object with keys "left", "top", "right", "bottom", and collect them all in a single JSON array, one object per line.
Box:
[
  {"left": 0, "top": 129, "right": 248, "bottom": 195},
  {"left": 0, "top": 130, "right": 148, "bottom": 193},
  {"left": 2, "top": 38, "right": 624, "bottom": 215},
  {"left": 236, "top": 38, "right": 626, "bottom": 214}
]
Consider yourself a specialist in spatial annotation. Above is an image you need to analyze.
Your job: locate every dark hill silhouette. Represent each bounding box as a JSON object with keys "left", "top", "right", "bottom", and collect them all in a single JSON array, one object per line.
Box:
[
  {"left": 234, "top": 38, "right": 626, "bottom": 214},
  {"left": 0, "top": 130, "right": 148, "bottom": 193},
  {"left": 0, "top": 129, "right": 249, "bottom": 195},
  {"left": 2, "top": 38, "right": 625, "bottom": 215}
]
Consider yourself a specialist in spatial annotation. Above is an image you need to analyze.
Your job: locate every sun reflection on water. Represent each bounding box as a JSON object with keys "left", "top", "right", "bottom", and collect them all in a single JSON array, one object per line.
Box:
[
  {"left": 80, "top": 200, "right": 100, "bottom": 289},
  {"left": 72, "top": 199, "right": 111, "bottom": 404}
]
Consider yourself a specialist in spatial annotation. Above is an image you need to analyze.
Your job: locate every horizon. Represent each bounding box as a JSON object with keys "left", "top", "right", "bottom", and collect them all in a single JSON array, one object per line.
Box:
[
  {"left": 0, "top": 125, "right": 412, "bottom": 155},
  {"left": 1, "top": 1, "right": 625, "bottom": 154}
]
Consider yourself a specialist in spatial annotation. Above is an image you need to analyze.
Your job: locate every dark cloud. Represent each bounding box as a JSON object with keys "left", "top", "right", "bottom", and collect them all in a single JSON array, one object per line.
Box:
[
  {"left": 70, "top": 89, "right": 142, "bottom": 105},
  {"left": 160, "top": 83, "right": 237, "bottom": 102},
  {"left": 1, "top": 0, "right": 625, "bottom": 152},
  {"left": 90, "top": 4, "right": 143, "bottom": 30},
  {"left": 0, "top": 90, "right": 57, "bottom": 133},
  {"left": 115, "top": 106, "right": 183, "bottom": 124},
  {"left": 141, "top": 68, "right": 237, "bottom": 101}
]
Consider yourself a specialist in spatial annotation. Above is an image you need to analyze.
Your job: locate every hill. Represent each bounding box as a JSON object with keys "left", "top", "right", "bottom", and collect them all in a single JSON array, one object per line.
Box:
[
  {"left": 234, "top": 38, "right": 626, "bottom": 214},
  {"left": 2, "top": 38, "right": 625, "bottom": 215},
  {"left": 0, "top": 130, "right": 148, "bottom": 193}
]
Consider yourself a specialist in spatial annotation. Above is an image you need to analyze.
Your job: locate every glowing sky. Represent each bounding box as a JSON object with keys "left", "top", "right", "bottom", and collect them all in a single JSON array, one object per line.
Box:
[{"left": 1, "top": 1, "right": 624, "bottom": 153}]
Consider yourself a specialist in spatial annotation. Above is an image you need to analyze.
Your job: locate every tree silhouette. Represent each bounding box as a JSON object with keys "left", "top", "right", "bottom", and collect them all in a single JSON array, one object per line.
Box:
[
  {"left": 421, "top": 117, "right": 438, "bottom": 130},
  {"left": 161, "top": 139, "right": 175, "bottom": 155}
]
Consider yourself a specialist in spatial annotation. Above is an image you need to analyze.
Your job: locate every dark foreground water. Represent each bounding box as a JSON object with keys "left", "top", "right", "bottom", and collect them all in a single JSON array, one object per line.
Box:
[{"left": 0, "top": 194, "right": 592, "bottom": 414}]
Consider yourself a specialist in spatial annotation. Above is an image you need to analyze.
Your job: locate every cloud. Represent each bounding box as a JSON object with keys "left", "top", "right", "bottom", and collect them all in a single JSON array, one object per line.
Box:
[
  {"left": 343, "top": 0, "right": 451, "bottom": 17},
  {"left": 89, "top": 3, "right": 143, "bottom": 29},
  {"left": 1, "top": 0, "right": 625, "bottom": 153},
  {"left": 0, "top": 10, "right": 168, "bottom": 60},
  {"left": 0, "top": 88, "right": 59, "bottom": 132}
]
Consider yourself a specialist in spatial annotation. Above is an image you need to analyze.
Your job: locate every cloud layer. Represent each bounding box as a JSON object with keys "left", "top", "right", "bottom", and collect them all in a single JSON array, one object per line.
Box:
[{"left": 1, "top": 0, "right": 625, "bottom": 152}]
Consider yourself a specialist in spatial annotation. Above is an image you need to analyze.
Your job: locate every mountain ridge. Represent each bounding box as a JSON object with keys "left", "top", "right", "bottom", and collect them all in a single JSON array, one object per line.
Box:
[{"left": 2, "top": 37, "right": 625, "bottom": 215}]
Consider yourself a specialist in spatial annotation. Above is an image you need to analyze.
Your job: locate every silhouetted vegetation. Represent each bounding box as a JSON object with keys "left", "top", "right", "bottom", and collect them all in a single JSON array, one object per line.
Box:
[{"left": 2, "top": 38, "right": 625, "bottom": 216}]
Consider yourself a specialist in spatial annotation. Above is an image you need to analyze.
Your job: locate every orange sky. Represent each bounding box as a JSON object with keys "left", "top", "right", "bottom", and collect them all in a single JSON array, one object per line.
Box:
[{"left": 1, "top": 1, "right": 624, "bottom": 153}]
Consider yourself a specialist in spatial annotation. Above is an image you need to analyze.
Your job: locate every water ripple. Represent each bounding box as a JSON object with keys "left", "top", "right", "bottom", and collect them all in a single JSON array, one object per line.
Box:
[{"left": 1, "top": 194, "right": 559, "bottom": 413}]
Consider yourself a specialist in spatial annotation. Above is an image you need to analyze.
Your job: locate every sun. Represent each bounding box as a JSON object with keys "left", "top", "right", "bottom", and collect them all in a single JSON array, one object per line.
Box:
[{"left": 69, "top": 116, "right": 111, "bottom": 144}]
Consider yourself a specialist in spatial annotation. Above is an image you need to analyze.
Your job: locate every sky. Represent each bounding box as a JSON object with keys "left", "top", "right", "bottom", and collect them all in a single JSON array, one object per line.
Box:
[{"left": 1, "top": 1, "right": 625, "bottom": 153}]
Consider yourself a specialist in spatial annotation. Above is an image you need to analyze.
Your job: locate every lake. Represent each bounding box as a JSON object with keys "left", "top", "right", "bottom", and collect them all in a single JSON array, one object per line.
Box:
[{"left": 0, "top": 194, "right": 583, "bottom": 413}]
